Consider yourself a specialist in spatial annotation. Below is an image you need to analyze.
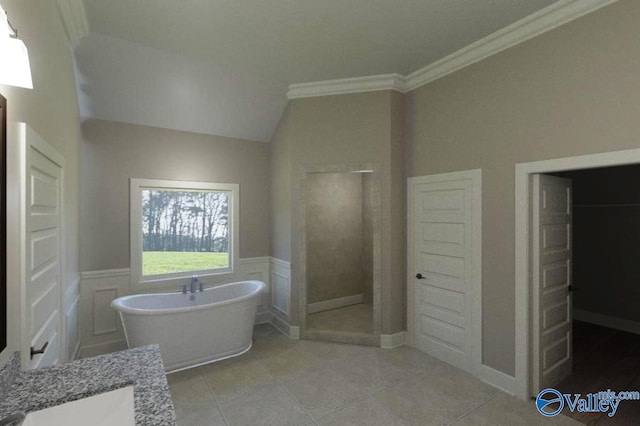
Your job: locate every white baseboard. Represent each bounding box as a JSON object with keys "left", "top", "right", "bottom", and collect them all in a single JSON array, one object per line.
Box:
[
  {"left": 270, "top": 313, "right": 300, "bottom": 339},
  {"left": 574, "top": 309, "right": 640, "bottom": 336},
  {"left": 307, "top": 294, "right": 363, "bottom": 314},
  {"left": 71, "top": 339, "right": 82, "bottom": 361},
  {"left": 477, "top": 364, "right": 517, "bottom": 396},
  {"left": 289, "top": 326, "right": 300, "bottom": 340},
  {"left": 255, "top": 311, "right": 272, "bottom": 325},
  {"left": 380, "top": 331, "right": 407, "bottom": 349}
]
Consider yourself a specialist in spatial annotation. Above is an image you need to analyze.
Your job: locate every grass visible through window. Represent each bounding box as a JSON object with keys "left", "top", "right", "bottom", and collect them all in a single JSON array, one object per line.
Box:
[{"left": 143, "top": 251, "right": 229, "bottom": 276}]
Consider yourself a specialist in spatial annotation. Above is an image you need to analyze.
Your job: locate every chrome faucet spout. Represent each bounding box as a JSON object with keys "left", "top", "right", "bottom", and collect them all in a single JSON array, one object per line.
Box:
[{"left": 190, "top": 275, "right": 199, "bottom": 294}]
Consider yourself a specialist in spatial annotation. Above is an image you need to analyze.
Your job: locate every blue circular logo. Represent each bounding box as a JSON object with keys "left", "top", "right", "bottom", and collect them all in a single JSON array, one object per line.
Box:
[{"left": 536, "top": 388, "right": 564, "bottom": 417}]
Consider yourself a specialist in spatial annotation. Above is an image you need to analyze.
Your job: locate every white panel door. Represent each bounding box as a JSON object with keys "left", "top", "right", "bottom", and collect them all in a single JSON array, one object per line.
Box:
[
  {"left": 531, "top": 174, "right": 572, "bottom": 393},
  {"left": 408, "top": 171, "right": 481, "bottom": 374},
  {"left": 20, "top": 124, "right": 64, "bottom": 370}
]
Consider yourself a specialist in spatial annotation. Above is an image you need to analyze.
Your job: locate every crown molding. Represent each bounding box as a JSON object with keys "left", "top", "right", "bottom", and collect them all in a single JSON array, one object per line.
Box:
[
  {"left": 287, "top": 0, "right": 618, "bottom": 99},
  {"left": 287, "top": 73, "right": 408, "bottom": 99},
  {"left": 56, "top": 0, "right": 89, "bottom": 49},
  {"left": 404, "top": 0, "right": 618, "bottom": 91}
]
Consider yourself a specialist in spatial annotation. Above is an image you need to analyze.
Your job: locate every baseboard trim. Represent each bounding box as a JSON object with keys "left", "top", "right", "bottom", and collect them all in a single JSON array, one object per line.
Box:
[
  {"left": 254, "top": 311, "right": 272, "bottom": 325},
  {"left": 71, "top": 339, "right": 82, "bottom": 361},
  {"left": 380, "top": 331, "right": 407, "bottom": 349},
  {"left": 270, "top": 312, "right": 299, "bottom": 339},
  {"left": 477, "top": 364, "right": 517, "bottom": 396},
  {"left": 307, "top": 294, "right": 363, "bottom": 314},
  {"left": 574, "top": 309, "right": 640, "bottom": 336}
]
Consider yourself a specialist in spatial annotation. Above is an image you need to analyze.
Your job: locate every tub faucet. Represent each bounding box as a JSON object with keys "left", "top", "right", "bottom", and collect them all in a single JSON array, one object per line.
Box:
[{"left": 190, "top": 276, "right": 199, "bottom": 294}]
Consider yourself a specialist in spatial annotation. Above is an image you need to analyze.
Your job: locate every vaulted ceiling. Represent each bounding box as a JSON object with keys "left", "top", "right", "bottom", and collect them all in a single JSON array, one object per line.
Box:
[{"left": 75, "top": 0, "right": 561, "bottom": 141}]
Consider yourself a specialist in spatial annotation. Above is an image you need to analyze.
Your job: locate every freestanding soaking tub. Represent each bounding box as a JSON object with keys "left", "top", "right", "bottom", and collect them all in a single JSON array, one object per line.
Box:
[{"left": 111, "top": 280, "right": 266, "bottom": 372}]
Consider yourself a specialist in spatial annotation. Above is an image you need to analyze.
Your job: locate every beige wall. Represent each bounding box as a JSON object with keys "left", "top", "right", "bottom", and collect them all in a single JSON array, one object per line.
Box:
[
  {"left": 306, "top": 172, "right": 364, "bottom": 304},
  {"left": 270, "top": 90, "right": 406, "bottom": 333},
  {"left": 270, "top": 106, "right": 293, "bottom": 261},
  {"left": 407, "top": 0, "right": 640, "bottom": 375},
  {"left": 0, "top": 0, "right": 81, "bottom": 364},
  {"left": 80, "top": 119, "right": 270, "bottom": 271}
]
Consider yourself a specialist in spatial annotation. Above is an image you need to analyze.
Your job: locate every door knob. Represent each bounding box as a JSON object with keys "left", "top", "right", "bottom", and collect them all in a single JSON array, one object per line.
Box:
[
  {"left": 416, "top": 273, "right": 426, "bottom": 280},
  {"left": 30, "top": 341, "right": 48, "bottom": 359}
]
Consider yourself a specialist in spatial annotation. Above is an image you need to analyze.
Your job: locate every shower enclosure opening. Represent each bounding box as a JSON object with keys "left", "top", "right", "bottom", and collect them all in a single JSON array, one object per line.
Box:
[{"left": 302, "top": 169, "right": 378, "bottom": 343}]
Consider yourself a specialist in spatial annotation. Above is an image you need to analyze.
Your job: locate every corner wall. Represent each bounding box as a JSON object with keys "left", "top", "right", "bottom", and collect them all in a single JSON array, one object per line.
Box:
[
  {"left": 407, "top": 0, "right": 640, "bottom": 375},
  {"left": 269, "top": 90, "right": 406, "bottom": 334}
]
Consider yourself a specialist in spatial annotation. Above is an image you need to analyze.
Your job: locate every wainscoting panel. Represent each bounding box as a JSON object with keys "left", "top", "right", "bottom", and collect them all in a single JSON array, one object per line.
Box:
[
  {"left": 79, "top": 258, "right": 274, "bottom": 358},
  {"left": 79, "top": 269, "right": 130, "bottom": 358},
  {"left": 270, "top": 258, "right": 291, "bottom": 319},
  {"left": 63, "top": 277, "right": 80, "bottom": 361}
]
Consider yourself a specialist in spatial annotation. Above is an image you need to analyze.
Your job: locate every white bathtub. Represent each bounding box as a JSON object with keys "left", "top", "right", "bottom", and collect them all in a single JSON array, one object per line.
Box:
[{"left": 111, "top": 280, "right": 266, "bottom": 372}]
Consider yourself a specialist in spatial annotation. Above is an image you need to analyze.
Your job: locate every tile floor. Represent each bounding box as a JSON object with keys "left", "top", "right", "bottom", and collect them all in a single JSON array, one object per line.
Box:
[
  {"left": 306, "top": 303, "right": 373, "bottom": 334},
  {"left": 168, "top": 324, "right": 582, "bottom": 426}
]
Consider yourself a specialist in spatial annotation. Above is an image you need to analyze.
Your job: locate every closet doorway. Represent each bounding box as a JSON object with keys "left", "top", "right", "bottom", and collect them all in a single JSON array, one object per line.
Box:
[{"left": 515, "top": 151, "right": 640, "bottom": 423}]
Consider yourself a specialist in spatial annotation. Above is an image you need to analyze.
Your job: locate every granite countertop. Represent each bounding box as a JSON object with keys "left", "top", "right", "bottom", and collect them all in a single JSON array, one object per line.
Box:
[{"left": 0, "top": 345, "right": 176, "bottom": 426}]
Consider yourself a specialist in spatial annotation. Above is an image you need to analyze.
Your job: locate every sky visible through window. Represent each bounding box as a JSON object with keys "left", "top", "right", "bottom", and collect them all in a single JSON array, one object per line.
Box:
[{"left": 141, "top": 189, "right": 229, "bottom": 276}]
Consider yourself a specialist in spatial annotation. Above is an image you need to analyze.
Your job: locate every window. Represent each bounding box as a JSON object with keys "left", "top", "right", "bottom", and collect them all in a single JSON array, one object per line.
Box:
[{"left": 130, "top": 179, "right": 239, "bottom": 288}]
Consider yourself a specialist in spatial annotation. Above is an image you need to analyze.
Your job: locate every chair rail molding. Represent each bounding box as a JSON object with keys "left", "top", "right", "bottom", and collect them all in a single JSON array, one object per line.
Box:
[{"left": 79, "top": 257, "right": 275, "bottom": 357}]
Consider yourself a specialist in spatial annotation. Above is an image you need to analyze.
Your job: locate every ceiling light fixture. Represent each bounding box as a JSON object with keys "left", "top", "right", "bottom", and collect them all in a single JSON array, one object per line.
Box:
[{"left": 0, "top": 6, "right": 33, "bottom": 89}]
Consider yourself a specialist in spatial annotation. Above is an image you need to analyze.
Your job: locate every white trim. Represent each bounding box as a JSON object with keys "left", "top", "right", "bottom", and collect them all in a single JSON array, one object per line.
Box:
[
  {"left": 269, "top": 257, "right": 291, "bottom": 269},
  {"left": 404, "top": 0, "right": 617, "bottom": 91},
  {"left": 269, "top": 313, "right": 300, "bottom": 339},
  {"left": 129, "top": 178, "right": 240, "bottom": 290},
  {"left": 407, "top": 169, "right": 482, "bottom": 377},
  {"left": 380, "top": 331, "right": 406, "bottom": 349},
  {"left": 238, "top": 257, "right": 271, "bottom": 266},
  {"left": 477, "top": 365, "right": 517, "bottom": 396},
  {"left": 286, "top": 0, "right": 617, "bottom": 99},
  {"left": 307, "top": 294, "right": 363, "bottom": 314},
  {"left": 514, "top": 147, "right": 640, "bottom": 400},
  {"left": 80, "top": 268, "right": 131, "bottom": 279},
  {"left": 289, "top": 326, "right": 300, "bottom": 340},
  {"left": 573, "top": 309, "right": 640, "bottom": 336},
  {"left": 287, "top": 74, "right": 407, "bottom": 99}
]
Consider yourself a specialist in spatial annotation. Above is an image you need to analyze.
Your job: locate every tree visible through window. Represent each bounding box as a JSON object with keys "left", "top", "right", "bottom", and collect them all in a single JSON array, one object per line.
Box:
[{"left": 141, "top": 189, "right": 230, "bottom": 276}]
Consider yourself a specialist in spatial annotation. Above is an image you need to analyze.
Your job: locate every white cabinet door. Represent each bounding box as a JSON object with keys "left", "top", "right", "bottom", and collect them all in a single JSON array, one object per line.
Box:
[
  {"left": 20, "top": 124, "right": 64, "bottom": 370},
  {"left": 408, "top": 171, "right": 481, "bottom": 374},
  {"left": 532, "top": 174, "right": 573, "bottom": 393}
]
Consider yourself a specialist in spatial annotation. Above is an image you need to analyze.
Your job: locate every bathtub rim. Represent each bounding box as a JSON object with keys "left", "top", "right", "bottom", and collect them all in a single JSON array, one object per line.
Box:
[{"left": 110, "top": 279, "right": 265, "bottom": 316}]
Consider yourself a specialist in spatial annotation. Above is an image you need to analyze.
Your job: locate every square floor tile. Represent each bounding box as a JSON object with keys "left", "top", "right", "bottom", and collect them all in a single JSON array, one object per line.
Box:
[
  {"left": 316, "top": 396, "right": 408, "bottom": 425},
  {"left": 282, "top": 366, "right": 367, "bottom": 419},
  {"left": 177, "top": 405, "right": 227, "bottom": 426},
  {"left": 373, "top": 366, "right": 497, "bottom": 425},
  {"left": 201, "top": 359, "right": 275, "bottom": 403},
  {"left": 167, "top": 368, "right": 216, "bottom": 416},
  {"left": 219, "top": 382, "right": 312, "bottom": 426},
  {"left": 333, "top": 351, "right": 414, "bottom": 395}
]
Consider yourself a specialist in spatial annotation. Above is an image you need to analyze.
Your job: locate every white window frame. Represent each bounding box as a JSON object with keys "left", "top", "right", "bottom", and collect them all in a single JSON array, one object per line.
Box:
[{"left": 130, "top": 178, "right": 240, "bottom": 290}]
